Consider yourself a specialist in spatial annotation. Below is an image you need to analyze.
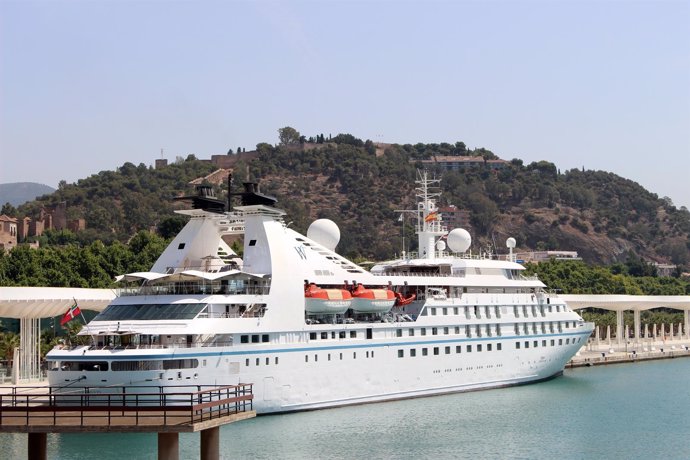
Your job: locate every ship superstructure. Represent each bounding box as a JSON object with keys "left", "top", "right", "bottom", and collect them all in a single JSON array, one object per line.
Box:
[{"left": 46, "top": 172, "right": 594, "bottom": 413}]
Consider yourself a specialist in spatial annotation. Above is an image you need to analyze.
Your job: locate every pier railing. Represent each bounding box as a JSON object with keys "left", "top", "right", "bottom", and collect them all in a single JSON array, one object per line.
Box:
[{"left": 0, "top": 383, "right": 253, "bottom": 429}]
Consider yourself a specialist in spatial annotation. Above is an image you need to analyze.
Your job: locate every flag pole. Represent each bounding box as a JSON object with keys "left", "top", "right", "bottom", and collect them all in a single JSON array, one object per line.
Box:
[{"left": 74, "top": 298, "right": 95, "bottom": 345}]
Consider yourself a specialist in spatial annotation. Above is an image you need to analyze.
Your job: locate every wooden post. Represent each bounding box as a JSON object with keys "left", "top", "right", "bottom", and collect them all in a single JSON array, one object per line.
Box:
[
  {"left": 28, "top": 432, "right": 47, "bottom": 460},
  {"left": 158, "top": 432, "right": 179, "bottom": 460},
  {"left": 200, "top": 426, "right": 220, "bottom": 460}
]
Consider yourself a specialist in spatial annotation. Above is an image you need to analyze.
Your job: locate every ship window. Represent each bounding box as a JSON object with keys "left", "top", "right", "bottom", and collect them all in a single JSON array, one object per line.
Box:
[
  {"left": 477, "top": 344, "right": 482, "bottom": 352},
  {"left": 315, "top": 354, "right": 318, "bottom": 362},
  {"left": 433, "top": 347, "right": 439, "bottom": 355},
  {"left": 534, "top": 341, "right": 538, "bottom": 348},
  {"left": 262, "top": 334, "right": 269, "bottom": 343},
  {"left": 466, "top": 345, "right": 472, "bottom": 352},
  {"left": 559, "top": 339, "right": 563, "bottom": 345},
  {"left": 445, "top": 346, "right": 451, "bottom": 354},
  {"left": 421, "top": 328, "right": 427, "bottom": 336},
  {"left": 422, "top": 348, "right": 428, "bottom": 356},
  {"left": 566, "top": 338, "right": 570, "bottom": 344},
  {"left": 305, "top": 355, "right": 309, "bottom": 362},
  {"left": 251, "top": 335, "right": 260, "bottom": 343},
  {"left": 265, "top": 357, "right": 269, "bottom": 365},
  {"left": 350, "top": 331, "right": 357, "bottom": 338},
  {"left": 178, "top": 243, "right": 186, "bottom": 250},
  {"left": 256, "top": 358, "right": 260, "bottom": 366},
  {"left": 339, "top": 331, "right": 346, "bottom": 339},
  {"left": 309, "top": 332, "right": 317, "bottom": 340},
  {"left": 444, "top": 327, "right": 449, "bottom": 335},
  {"left": 340, "top": 353, "right": 343, "bottom": 360},
  {"left": 497, "top": 343, "right": 502, "bottom": 351},
  {"left": 321, "top": 332, "right": 328, "bottom": 340},
  {"left": 95, "top": 303, "right": 206, "bottom": 321},
  {"left": 275, "top": 357, "right": 279, "bottom": 365},
  {"left": 372, "top": 351, "right": 375, "bottom": 358},
  {"left": 454, "top": 326, "right": 460, "bottom": 334},
  {"left": 60, "top": 361, "right": 109, "bottom": 372},
  {"left": 442, "top": 308, "right": 447, "bottom": 315},
  {"left": 248, "top": 240, "right": 257, "bottom": 246},
  {"left": 353, "top": 352, "right": 357, "bottom": 359},
  {"left": 241, "top": 335, "right": 249, "bottom": 344},
  {"left": 432, "top": 328, "right": 438, "bottom": 335},
  {"left": 398, "top": 350, "right": 404, "bottom": 358},
  {"left": 456, "top": 346, "right": 462, "bottom": 353},
  {"left": 454, "top": 307, "right": 458, "bottom": 315},
  {"left": 431, "top": 308, "right": 437, "bottom": 316},
  {"left": 328, "top": 354, "right": 331, "bottom": 361},
  {"left": 487, "top": 344, "right": 492, "bottom": 351},
  {"left": 410, "top": 349, "right": 416, "bottom": 357},
  {"left": 551, "top": 339, "right": 555, "bottom": 346},
  {"left": 396, "top": 329, "right": 402, "bottom": 337},
  {"left": 366, "top": 328, "right": 373, "bottom": 340},
  {"left": 516, "top": 342, "right": 520, "bottom": 349},
  {"left": 245, "top": 359, "right": 249, "bottom": 366},
  {"left": 331, "top": 332, "right": 336, "bottom": 339},
  {"left": 543, "top": 340, "right": 547, "bottom": 347},
  {"left": 409, "top": 328, "right": 415, "bottom": 336}
]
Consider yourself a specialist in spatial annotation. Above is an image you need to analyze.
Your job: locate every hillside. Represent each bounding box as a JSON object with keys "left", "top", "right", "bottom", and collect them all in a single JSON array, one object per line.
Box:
[
  {"left": 0, "top": 182, "right": 55, "bottom": 207},
  {"left": 10, "top": 137, "right": 690, "bottom": 267}
]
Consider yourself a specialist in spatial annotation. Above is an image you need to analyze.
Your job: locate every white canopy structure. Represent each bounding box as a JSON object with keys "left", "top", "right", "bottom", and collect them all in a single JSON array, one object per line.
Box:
[
  {"left": 561, "top": 295, "right": 690, "bottom": 344},
  {"left": 0, "top": 287, "right": 115, "bottom": 383}
]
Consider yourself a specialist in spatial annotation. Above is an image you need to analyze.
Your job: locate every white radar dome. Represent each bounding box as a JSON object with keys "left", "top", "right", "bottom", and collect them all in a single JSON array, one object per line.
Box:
[
  {"left": 435, "top": 240, "right": 447, "bottom": 251},
  {"left": 506, "top": 237, "right": 516, "bottom": 249},
  {"left": 447, "top": 228, "right": 472, "bottom": 253},
  {"left": 307, "top": 219, "right": 341, "bottom": 251}
]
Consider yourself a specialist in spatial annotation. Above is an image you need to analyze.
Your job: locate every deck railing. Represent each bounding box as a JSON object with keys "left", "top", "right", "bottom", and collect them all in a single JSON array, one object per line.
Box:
[{"left": 0, "top": 383, "right": 253, "bottom": 428}]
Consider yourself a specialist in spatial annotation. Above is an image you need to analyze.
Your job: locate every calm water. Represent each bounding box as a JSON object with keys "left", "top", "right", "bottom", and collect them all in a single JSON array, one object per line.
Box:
[{"left": 2, "top": 359, "right": 690, "bottom": 459}]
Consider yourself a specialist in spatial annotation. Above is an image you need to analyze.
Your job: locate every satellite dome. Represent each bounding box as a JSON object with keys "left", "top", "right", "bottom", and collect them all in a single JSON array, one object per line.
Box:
[
  {"left": 447, "top": 228, "right": 471, "bottom": 253},
  {"left": 435, "top": 240, "right": 447, "bottom": 251},
  {"left": 307, "top": 219, "right": 341, "bottom": 251},
  {"left": 506, "top": 237, "right": 516, "bottom": 249}
]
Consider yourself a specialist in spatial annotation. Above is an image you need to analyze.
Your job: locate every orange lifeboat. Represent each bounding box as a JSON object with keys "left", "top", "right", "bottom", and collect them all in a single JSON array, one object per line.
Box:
[
  {"left": 394, "top": 292, "right": 416, "bottom": 307},
  {"left": 304, "top": 283, "right": 352, "bottom": 314},
  {"left": 351, "top": 284, "right": 396, "bottom": 313}
]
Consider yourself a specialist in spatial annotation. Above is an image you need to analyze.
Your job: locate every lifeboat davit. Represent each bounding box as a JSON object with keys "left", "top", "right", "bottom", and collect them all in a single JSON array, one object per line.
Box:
[
  {"left": 394, "top": 292, "right": 416, "bottom": 307},
  {"left": 351, "top": 284, "right": 396, "bottom": 313},
  {"left": 304, "top": 284, "right": 352, "bottom": 314}
]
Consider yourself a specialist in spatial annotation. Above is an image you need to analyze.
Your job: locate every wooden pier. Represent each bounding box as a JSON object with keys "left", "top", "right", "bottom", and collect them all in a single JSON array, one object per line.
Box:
[{"left": 0, "top": 383, "right": 255, "bottom": 460}]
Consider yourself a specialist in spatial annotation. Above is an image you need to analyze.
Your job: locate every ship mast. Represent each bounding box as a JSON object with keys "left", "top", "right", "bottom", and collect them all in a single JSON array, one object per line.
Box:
[{"left": 415, "top": 171, "right": 445, "bottom": 260}]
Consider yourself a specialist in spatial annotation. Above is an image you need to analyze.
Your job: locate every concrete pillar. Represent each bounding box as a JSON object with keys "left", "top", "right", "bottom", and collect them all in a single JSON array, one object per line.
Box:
[
  {"left": 633, "top": 309, "right": 641, "bottom": 340},
  {"left": 201, "top": 426, "right": 220, "bottom": 460},
  {"left": 28, "top": 432, "right": 47, "bottom": 460},
  {"left": 595, "top": 325, "right": 600, "bottom": 344},
  {"left": 685, "top": 310, "right": 689, "bottom": 340},
  {"left": 606, "top": 325, "right": 611, "bottom": 344},
  {"left": 616, "top": 310, "right": 624, "bottom": 344},
  {"left": 644, "top": 323, "right": 649, "bottom": 339},
  {"left": 653, "top": 323, "right": 657, "bottom": 339},
  {"left": 158, "top": 432, "right": 179, "bottom": 460}
]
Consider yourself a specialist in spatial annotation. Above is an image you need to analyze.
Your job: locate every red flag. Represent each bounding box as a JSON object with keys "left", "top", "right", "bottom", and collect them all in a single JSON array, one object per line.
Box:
[{"left": 60, "top": 302, "right": 81, "bottom": 326}]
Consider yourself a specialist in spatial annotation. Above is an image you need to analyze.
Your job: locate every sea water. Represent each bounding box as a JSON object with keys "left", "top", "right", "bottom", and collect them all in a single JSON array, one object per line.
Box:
[{"left": 2, "top": 358, "right": 689, "bottom": 459}]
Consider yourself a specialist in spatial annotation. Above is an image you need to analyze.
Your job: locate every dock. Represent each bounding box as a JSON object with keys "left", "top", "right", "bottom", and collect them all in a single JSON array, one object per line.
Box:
[
  {"left": 568, "top": 340, "right": 690, "bottom": 368},
  {"left": 0, "top": 383, "right": 255, "bottom": 460}
]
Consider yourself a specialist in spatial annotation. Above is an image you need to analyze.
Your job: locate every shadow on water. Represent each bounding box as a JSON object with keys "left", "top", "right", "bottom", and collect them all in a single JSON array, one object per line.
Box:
[{"left": 2, "top": 359, "right": 689, "bottom": 459}]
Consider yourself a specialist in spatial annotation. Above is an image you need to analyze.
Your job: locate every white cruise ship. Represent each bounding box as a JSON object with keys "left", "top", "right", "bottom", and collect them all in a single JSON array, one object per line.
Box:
[{"left": 46, "top": 172, "right": 594, "bottom": 413}]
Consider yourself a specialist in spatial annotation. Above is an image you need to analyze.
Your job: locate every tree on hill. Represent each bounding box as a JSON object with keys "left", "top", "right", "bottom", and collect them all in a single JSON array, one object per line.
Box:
[{"left": 278, "top": 126, "right": 301, "bottom": 146}]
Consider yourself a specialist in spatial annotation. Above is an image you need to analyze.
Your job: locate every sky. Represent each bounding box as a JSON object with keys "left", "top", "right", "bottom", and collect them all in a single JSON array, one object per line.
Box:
[{"left": 1, "top": 0, "right": 689, "bottom": 208}]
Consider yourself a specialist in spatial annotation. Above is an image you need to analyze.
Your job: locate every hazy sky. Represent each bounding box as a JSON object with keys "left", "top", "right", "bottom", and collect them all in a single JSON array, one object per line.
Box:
[{"left": 1, "top": 0, "right": 689, "bottom": 208}]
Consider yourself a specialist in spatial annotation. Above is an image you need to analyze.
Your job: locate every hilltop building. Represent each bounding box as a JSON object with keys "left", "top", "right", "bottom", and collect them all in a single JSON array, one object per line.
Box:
[
  {"left": 418, "top": 155, "right": 509, "bottom": 172},
  {"left": 0, "top": 214, "right": 18, "bottom": 250}
]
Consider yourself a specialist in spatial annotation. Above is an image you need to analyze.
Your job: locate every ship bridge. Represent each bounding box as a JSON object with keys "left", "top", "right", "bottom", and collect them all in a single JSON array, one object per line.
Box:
[{"left": 0, "top": 287, "right": 115, "bottom": 383}]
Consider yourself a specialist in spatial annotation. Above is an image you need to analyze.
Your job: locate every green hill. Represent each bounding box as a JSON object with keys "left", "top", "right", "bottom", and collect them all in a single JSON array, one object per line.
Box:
[
  {"left": 10, "top": 135, "right": 690, "bottom": 268},
  {"left": 0, "top": 182, "right": 55, "bottom": 207}
]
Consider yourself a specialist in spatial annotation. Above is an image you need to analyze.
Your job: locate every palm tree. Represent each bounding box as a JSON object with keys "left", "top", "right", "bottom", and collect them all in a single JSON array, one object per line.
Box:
[{"left": 0, "top": 332, "right": 20, "bottom": 367}]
